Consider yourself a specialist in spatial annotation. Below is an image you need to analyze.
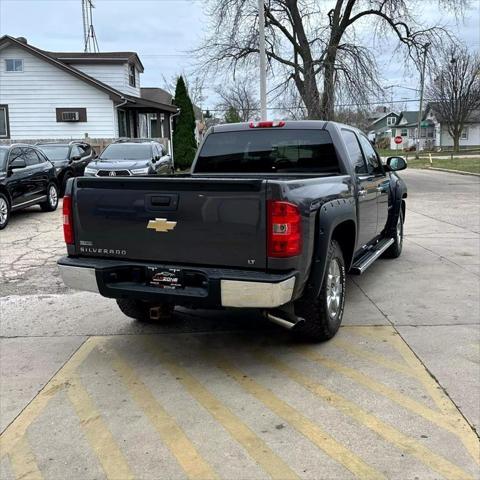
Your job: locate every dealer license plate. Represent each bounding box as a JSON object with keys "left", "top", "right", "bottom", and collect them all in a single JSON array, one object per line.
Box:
[{"left": 147, "top": 267, "right": 184, "bottom": 289}]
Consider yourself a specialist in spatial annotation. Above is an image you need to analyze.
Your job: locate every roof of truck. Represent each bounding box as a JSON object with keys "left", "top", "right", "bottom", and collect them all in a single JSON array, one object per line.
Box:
[{"left": 212, "top": 120, "right": 329, "bottom": 133}]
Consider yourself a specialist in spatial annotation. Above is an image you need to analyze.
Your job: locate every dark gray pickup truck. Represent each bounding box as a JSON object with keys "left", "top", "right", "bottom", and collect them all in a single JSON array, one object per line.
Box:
[{"left": 58, "top": 120, "right": 407, "bottom": 341}]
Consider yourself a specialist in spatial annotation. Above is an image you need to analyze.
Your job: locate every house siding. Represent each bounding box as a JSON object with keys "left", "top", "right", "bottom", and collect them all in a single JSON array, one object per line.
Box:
[
  {"left": 440, "top": 125, "right": 480, "bottom": 147},
  {"left": 0, "top": 46, "right": 116, "bottom": 139},
  {"left": 73, "top": 62, "right": 140, "bottom": 97}
]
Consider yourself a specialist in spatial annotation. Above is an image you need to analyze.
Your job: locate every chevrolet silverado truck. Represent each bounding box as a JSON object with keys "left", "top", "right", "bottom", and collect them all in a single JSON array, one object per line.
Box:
[{"left": 58, "top": 120, "right": 407, "bottom": 341}]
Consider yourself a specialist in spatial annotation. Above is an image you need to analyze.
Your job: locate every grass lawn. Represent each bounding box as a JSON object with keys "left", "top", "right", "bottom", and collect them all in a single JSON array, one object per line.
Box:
[
  {"left": 378, "top": 148, "right": 480, "bottom": 158},
  {"left": 406, "top": 157, "right": 480, "bottom": 174}
]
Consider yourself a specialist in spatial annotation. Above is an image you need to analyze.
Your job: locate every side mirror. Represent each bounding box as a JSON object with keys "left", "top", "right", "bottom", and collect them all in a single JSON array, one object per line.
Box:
[
  {"left": 386, "top": 156, "right": 407, "bottom": 172},
  {"left": 9, "top": 158, "right": 27, "bottom": 170},
  {"left": 71, "top": 155, "right": 81, "bottom": 161}
]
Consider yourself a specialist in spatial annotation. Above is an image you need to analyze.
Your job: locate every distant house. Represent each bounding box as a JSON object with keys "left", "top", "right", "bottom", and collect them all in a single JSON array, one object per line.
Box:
[
  {"left": 366, "top": 110, "right": 400, "bottom": 145},
  {"left": 389, "top": 111, "right": 429, "bottom": 150},
  {"left": 0, "top": 35, "right": 178, "bottom": 145},
  {"left": 423, "top": 103, "right": 480, "bottom": 149},
  {"left": 389, "top": 106, "right": 480, "bottom": 150}
]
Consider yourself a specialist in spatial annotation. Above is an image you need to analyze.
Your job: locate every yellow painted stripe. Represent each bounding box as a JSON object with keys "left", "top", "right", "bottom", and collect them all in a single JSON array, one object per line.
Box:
[
  {"left": 142, "top": 340, "right": 300, "bottom": 480},
  {"left": 334, "top": 338, "right": 415, "bottom": 378},
  {"left": 0, "top": 337, "right": 99, "bottom": 459},
  {"left": 8, "top": 435, "right": 43, "bottom": 480},
  {"left": 209, "top": 354, "right": 385, "bottom": 480},
  {"left": 297, "top": 346, "right": 480, "bottom": 465},
  {"left": 66, "top": 374, "right": 135, "bottom": 480},
  {"left": 360, "top": 327, "right": 480, "bottom": 465},
  {"left": 100, "top": 344, "right": 218, "bottom": 480},
  {"left": 255, "top": 351, "right": 474, "bottom": 480}
]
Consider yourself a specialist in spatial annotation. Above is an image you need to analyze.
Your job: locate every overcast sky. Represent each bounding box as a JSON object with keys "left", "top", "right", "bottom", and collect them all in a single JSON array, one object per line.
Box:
[{"left": 1, "top": 0, "right": 479, "bottom": 113}]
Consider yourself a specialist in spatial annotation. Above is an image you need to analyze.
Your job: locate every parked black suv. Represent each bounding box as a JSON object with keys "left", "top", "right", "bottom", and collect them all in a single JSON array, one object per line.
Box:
[
  {"left": 0, "top": 144, "right": 59, "bottom": 229},
  {"left": 37, "top": 141, "right": 94, "bottom": 196},
  {"left": 84, "top": 139, "right": 173, "bottom": 177}
]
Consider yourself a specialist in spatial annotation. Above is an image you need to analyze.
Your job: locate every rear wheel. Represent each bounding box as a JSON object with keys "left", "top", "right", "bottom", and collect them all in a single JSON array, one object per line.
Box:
[
  {"left": 40, "top": 183, "right": 59, "bottom": 212},
  {"left": 116, "top": 298, "right": 174, "bottom": 322},
  {"left": 384, "top": 208, "right": 403, "bottom": 258},
  {"left": 294, "top": 239, "right": 346, "bottom": 342},
  {"left": 0, "top": 193, "right": 10, "bottom": 230}
]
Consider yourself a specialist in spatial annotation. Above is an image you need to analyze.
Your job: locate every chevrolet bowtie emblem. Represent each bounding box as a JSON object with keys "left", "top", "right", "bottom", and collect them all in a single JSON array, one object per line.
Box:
[{"left": 147, "top": 218, "right": 177, "bottom": 233}]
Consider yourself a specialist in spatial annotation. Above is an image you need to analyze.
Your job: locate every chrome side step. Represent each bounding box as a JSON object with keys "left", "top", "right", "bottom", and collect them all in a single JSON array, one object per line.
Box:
[{"left": 350, "top": 238, "right": 394, "bottom": 275}]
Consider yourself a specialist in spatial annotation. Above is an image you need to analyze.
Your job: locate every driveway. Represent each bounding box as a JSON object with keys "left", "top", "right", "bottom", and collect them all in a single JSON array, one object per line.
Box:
[{"left": 1, "top": 169, "right": 479, "bottom": 479}]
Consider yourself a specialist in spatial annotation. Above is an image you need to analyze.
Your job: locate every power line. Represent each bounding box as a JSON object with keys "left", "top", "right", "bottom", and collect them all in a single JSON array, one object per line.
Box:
[{"left": 203, "top": 97, "right": 421, "bottom": 113}]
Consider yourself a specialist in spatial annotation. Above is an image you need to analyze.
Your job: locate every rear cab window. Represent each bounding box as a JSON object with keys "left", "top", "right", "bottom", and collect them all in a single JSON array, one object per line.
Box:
[
  {"left": 194, "top": 129, "right": 341, "bottom": 174},
  {"left": 341, "top": 129, "right": 368, "bottom": 175}
]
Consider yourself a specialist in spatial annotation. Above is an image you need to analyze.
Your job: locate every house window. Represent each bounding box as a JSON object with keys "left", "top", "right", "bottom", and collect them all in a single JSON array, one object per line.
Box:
[
  {"left": 55, "top": 108, "right": 87, "bottom": 122},
  {"left": 5, "top": 59, "right": 23, "bottom": 72},
  {"left": 128, "top": 64, "right": 136, "bottom": 87},
  {"left": 0, "top": 105, "right": 10, "bottom": 138},
  {"left": 387, "top": 116, "right": 396, "bottom": 126},
  {"left": 461, "top": 128, "right": 468, "bottom": 140},
  {"left": 401, "top": 128, "right": 408, "bottom": 137}
]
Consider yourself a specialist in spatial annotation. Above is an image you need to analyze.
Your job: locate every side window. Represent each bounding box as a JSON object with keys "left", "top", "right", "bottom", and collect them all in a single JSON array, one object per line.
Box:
[
  {"left": 358, "top": 135, "right": 383, "bottom": 175},
  {"left": 8, "top": 147, "right": 23, "bottom": 164},
  {"left": 341, "top": 130, "right": 367, "bottom": 174},
  {"left": 70, "top": 145, "right": 81, "bottom": 158},
  {"left": 34, "top": 149, "right": 48, "bottom": 163},
  {"left": 78, "top": 144, "right": 91, "bottom": 157},
  {"left": 23, "top": 148, "right": 40, "bottom": 166}
]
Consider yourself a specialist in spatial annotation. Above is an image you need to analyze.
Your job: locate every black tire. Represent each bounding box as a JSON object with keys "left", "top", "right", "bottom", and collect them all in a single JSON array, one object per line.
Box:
[
  {"left": 384, "top": 208, "right": 404, "bottom": 258},
  {"left": 0, "top": 193, "right": 10, "bottom": 230},
  {"left": 60, "top": 172, "right": 73, "bottom": 197},
  {"left": 116, "top": 298, "right": 174, "bottom": 322},
  {"left": 40, "top": 183, "right": 59, "bottom": 212},
  {"left": 294, "top": 239, "right": 346, "bottom": 342}
]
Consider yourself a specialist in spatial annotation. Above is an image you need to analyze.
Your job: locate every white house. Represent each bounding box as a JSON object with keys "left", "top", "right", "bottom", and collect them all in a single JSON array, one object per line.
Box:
[
  {"left": 423, "top": 103, "right": 480, "bottom": 149},
  {"left": 0, "top": 35, "right": 178, "bottom": 143},
  {"left": 390, "top": 105, "right": 480, "bottom": 151}
]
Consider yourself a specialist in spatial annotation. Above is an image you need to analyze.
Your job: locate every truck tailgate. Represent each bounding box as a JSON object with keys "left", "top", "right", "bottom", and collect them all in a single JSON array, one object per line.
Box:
[{"left": 72, "top": 177, "right": 267, "bottom": 269}]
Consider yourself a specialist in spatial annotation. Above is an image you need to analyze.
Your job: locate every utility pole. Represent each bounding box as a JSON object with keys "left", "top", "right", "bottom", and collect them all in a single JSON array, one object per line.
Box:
[
  {"left": 415, "top": 43, "right": 430, "bottom": 159},
  {"left": 258, "top": 0, "right": 267, "bottom": 120},
  {"left": 82, "top": 0, "right": 100, "bottom": 53}
]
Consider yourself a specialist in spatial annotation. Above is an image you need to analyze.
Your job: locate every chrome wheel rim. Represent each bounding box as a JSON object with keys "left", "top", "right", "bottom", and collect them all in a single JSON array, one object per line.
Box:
[
  {"left": 397, "top": 215, "right": 403, "bottom": 244},
  {"left": 0, "top": 198, "right": 8, "bottom": 225},
  {"left": 49, "top": 185, "right": 58, "bottom": 207},
  {"left": 326, "top": 258, "right": 342, "bottom": 318}
]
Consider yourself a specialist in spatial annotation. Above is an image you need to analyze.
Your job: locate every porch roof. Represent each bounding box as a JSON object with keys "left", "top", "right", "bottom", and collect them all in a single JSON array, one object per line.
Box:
[{"left": 122, "top": 95, "right": 179, "bottom": 113}]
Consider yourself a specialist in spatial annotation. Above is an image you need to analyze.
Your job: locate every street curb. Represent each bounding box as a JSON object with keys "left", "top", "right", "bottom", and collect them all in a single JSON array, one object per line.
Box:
[{"left": 428, "top": 167, "right": 480, "bottom": 177}]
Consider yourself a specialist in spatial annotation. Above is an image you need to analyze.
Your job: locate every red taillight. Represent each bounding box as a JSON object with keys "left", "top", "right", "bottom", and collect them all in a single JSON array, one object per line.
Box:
[
  {"left": 267, "top": 201, "right": 302, "bottom": 257},
  {"left": 249, "top": 120, "right": 286, "bottom": 128},
  {"left": 63, "top": 195, "right": 74, "bottom": 245}
]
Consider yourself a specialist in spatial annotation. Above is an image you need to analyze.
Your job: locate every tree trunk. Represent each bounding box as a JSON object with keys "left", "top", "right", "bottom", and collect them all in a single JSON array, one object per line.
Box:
[
  {"left": 453, "top": 135, "right": 460, "bottom": 153},
  {"left": 321, "top": 55, "right": 336, "bottom": 120},
  {"left": 303, "top": 70, "right": 322, "bottom": 119}
]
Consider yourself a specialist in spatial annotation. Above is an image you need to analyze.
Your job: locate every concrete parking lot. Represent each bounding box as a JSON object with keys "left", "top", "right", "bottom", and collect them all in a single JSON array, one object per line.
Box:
[{"left": 0, "top": 169, "right": 479, "bottom": 479}]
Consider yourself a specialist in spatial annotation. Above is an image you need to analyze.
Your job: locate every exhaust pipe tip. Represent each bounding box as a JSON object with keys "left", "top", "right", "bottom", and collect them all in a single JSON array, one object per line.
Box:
[{"left": 265, "top": 310, "right": 305, "bottom": 330}]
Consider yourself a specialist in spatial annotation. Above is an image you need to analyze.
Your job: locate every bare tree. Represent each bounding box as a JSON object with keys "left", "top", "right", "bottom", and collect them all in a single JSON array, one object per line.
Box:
[
  {"left": 427, "top": 45, "right": 480, "bottom": 152},
  {"left": 215, "top": 79, "right": 260, "bottom": 121},
  {"left": 161, "top": 73, "right": 206, "bottom": 107},
  {"left": 195, "top": 0, "right": 462, "bottom": 120}
]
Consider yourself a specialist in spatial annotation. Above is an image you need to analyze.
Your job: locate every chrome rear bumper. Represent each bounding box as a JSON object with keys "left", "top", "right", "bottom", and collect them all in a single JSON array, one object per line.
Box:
[
  {"left": 59, "top": 265, "right": 99, "bottom": 293},
  {"left": 58, "top": 263, "right": 295, "bottom": 308}
]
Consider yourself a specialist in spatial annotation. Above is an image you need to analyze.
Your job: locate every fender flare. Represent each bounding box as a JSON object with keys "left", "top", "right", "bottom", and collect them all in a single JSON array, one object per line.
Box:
[
  {"left": 307, "top": 198, "right": 357, "bottom": 298},
  {"left": 386, "top": 177, "right": 407, "bottom": 235}
]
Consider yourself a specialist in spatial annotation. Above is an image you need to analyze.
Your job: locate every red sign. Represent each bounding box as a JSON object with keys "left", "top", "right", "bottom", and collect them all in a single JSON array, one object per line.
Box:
[{"left": 394, "top": 136, "right": 403, "bottom": 145}]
